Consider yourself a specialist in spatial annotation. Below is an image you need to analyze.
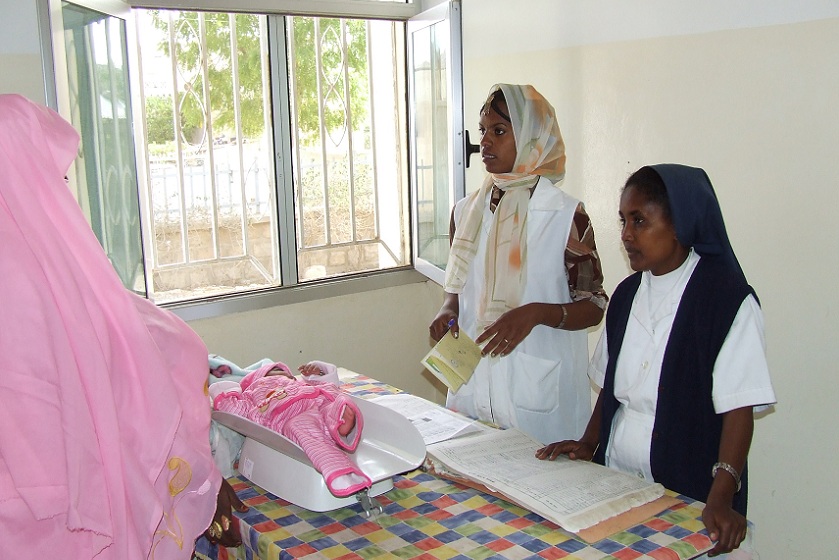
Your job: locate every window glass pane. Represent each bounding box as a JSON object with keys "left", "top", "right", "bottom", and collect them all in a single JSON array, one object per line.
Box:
[
  {"left": 411, "top": 18, "right": 452, "bottom": 270},
  {"left": 136, "top": 10, "right": 279, "bottom": 303},
  {"left": 287, "top": 16, "right": 409, "bottom": 282},
  {"left": 126, "top": 9, "right": 409, "bottom": 303},
  {"left": 61, "top": 2, "right": 145, "bottom": 295}
]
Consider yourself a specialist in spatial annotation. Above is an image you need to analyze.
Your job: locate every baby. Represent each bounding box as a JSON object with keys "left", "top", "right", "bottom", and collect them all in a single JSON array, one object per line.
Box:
[{"left": 211, "top": 361, "right": 371, "bottom": 497}]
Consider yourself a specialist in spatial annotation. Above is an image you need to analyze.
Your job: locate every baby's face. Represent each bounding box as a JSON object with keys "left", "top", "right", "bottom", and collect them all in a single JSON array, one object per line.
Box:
[{"left": 266, "top": 367, "right": 294, "bottom": 379}]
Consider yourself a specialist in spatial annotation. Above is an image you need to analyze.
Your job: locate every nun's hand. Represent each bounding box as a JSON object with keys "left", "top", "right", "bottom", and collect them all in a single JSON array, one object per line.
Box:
[
  {"left": 702, "top": 500, "right": 747, "bottom": 557},
  {"left": 536, "top": 440, "right": 595, "bottom": 462}
]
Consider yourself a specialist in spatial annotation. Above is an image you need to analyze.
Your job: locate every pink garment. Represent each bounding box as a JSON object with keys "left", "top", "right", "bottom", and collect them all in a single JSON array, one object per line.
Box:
[
  {"left": 0, "top": 94, "right": 220, "bottom": 559},
  {"left": 214, "top": 363, "right": 371, "bottom": 497}
]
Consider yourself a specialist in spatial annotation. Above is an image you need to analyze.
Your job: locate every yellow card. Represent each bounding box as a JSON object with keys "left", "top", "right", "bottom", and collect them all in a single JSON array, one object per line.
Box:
[{"left": 421, "top": 329, "right": 481, "bottom": 393}]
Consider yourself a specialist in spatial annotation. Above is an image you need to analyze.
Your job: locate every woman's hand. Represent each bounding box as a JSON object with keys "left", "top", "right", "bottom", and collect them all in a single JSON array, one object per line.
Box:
[
  {"left": 429, "top": 311, "right": 458, "bottom": 342},
  {"left": 702, "top": 500, "right": 747, "bottom": 557},
  {"left": 535, "top": 440, "right": 596, "bottom": 462},
  {"left": 429, "top": 293, "right": 460, "bottom": 342},
  {"left": 205, "top": 478, "right": 249, "bottom": 548},
  {"left": 702, "top": 406, "right": 752, "bottom": 556},
  {"left": 475, "top": 304, "right": 540, "bottom": 356}
]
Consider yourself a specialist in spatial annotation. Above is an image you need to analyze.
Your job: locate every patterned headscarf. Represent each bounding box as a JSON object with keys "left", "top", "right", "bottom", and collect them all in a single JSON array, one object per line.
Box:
[{"left": 445, "top": 84, "right": 566, "bottom": 327}]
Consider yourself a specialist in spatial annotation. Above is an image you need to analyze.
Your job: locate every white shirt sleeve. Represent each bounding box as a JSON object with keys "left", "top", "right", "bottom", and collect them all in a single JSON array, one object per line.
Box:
[
  {"left": 712, "top": 294, "right": 777, "bottom": 413},
  {"left": 588, "top": 294, "right": 776, "bottom": 414},
  {"left": 588, "top": 329, "right": 609, "bottom": 389}
]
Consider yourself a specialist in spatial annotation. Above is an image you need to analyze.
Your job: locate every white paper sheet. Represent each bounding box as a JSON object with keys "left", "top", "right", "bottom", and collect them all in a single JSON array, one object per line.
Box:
[{"left": 369, "top": 393, "right": 485, "bottom": 445}]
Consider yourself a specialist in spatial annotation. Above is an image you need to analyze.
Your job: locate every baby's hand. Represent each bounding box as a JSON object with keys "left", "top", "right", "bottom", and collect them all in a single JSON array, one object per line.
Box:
[
  {"left": 338, "top": 406, "right": 356, "bottom": 437},
  {"left": 298, "top": 362, "right": 326, "bottom": 376}
]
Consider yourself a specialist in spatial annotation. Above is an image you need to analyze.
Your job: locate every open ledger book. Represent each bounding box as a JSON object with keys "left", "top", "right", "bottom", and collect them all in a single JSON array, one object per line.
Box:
[{"left": 426, "top": 428, "right": 665, "bottom": 535}]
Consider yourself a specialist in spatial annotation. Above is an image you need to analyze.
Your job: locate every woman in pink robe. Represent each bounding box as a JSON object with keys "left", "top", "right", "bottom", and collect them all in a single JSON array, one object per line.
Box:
[{"left": 0, "top": 94, "right": 244, "bottom": 558}]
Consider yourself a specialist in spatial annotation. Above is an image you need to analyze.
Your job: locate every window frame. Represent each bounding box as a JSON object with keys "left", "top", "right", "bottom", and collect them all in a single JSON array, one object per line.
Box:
[
  {"left": 129, "top": 0, "right": 421, "bottom": 21},
  {"left": 41, "top": 0, "right": 151, "bottom": 295},
  {"left": 39, "top": 0, "right": 454, "bottom": 322},
  {"left": 407, "top": 0, "right": 465, "bottom": 286}
]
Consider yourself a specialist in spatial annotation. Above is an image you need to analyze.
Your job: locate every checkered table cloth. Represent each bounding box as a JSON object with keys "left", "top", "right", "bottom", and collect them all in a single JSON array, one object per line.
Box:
[{"left": 194, "top": 374, "right": 713, "bottom": 560}]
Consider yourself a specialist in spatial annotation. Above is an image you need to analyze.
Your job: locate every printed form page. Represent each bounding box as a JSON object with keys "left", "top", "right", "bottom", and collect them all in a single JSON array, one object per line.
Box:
[{"left": 427, "top": 428, "right": 664, "bottom": 533}]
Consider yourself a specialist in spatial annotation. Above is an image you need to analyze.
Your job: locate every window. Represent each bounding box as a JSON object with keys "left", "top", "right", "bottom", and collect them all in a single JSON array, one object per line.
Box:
[
  {"left": 134, "top": 10, "right": 409, "bottom": 303},
  {"left": 50, "top": 0, "right": 147, "bottom": 295},
  {"left": 48, "top": 1, "right": 412, "bottom": 305},
  {"left": 44, "top": 0, "right": 464, "bottom": 312},
  {"left": 407, "top": 1, "right": 465, "bottom": 285}
]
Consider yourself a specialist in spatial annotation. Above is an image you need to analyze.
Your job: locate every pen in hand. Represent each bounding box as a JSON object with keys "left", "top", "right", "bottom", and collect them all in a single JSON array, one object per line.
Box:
[{"left": 447, "top": 318, "right": 458, "bottom": 338}]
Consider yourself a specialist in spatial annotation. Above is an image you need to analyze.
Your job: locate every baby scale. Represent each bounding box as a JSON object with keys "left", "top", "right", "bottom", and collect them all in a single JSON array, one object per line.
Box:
[{"left": 212, "top": 395, "right": 426, "bottom": 514}]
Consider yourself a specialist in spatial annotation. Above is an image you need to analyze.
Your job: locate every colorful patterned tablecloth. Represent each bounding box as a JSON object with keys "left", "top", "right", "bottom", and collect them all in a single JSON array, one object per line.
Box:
[{"left": 193, "top": 374, "right": 713, "bottom": 560}]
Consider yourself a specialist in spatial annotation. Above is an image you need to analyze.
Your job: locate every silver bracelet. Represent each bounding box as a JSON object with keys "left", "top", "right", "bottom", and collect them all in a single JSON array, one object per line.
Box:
[
  {"left": 557, "top": 304, "right": 568, "bottom": 329},
  {"left": 711, "top": 461, "right": 741, "bottom": 492}
]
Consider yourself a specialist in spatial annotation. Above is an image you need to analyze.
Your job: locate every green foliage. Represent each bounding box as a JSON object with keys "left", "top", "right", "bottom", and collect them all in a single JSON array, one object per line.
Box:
[
  {"left": 145, "top": 95, "right": 175, "bottom": 144},
  {"left": 291, "top": 18, "right": 370, "bottom": 145},
  {"left": 145, "top": 11, "right": 370, "bottom": 149},
  {"left": 149, "top": 11, "right": 265, "bottom": 142},
  {"left": 94, "top": 63, "right": 128, "bottom": 106}
]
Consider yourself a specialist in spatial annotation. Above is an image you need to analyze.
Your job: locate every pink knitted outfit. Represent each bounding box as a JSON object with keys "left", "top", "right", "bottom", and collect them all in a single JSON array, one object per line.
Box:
[{"left": 213, "top": 363, "right": 371, "bottom": 497}]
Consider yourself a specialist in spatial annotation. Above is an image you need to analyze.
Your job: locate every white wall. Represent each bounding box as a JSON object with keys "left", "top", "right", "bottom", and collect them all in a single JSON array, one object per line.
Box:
[
  {"left": 0, "top": 0, "right": 47, "bottom": 103},
  {"left": 461, "top": 1, "right": 839, "bottom": 558},
  {"left": 465, "top": 0, "right": 839, "bottom": 54}
]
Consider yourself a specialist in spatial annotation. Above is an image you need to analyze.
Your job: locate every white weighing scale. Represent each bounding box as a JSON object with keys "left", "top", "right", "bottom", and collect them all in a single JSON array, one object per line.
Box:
[{"left": 212, "top": 395, "right": 426, "bottom": 514}]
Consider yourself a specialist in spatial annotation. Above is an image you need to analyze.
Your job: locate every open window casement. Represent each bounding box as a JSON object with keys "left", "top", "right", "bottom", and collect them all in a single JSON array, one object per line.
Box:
[
  {"left": 42, "top": 0, "right": 148, "bottom": 296},
  {"left": 407, "top": 0, "right": 469, "bottom": 286}
]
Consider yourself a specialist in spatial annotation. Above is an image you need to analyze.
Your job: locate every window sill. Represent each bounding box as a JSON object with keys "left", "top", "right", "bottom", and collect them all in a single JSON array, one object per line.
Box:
[{"left": 165, "top": 267, "right": 427, "bottom": 322}]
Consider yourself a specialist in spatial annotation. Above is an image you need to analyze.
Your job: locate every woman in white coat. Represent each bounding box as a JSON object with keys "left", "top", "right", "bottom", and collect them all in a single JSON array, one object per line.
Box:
[{"left": 428, "top": 84, "right": 607, "bottom": 444}]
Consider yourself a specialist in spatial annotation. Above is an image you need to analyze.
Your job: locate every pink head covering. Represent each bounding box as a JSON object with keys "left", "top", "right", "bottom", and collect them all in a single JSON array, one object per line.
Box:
[{"left": 0, "top": 94, "right": 219, "bottom": 559}]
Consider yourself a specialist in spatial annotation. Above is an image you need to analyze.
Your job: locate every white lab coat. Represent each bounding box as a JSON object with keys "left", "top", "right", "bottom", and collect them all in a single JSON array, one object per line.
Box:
[{"left": 446, "top": 178, "right": 591, "bottom": 444}]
